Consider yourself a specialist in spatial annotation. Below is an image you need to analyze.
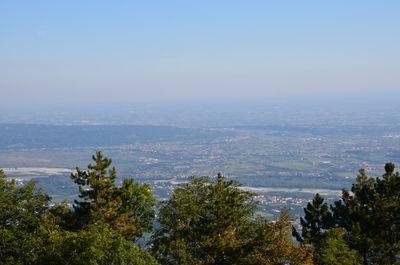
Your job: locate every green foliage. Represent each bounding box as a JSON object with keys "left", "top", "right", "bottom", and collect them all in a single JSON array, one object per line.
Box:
[
  {"left": 151, "top": 173, "right": 258, "bottom": 264},
  {"left": 34, "top": 223, "right": 159, "bottom": 265},
  {"left": 0, "top": 169, "right": 50, "bottom": 264},
  {"left": 330, "top": 168, "right": 376, "bottom": 263},
  {"left": 330, "top": 164, "right": 400, "bottom": 264},
  {"left": 297, "top": 163, "right": 400, "bottom": 265},
  {"left": 314, "top": 228, "right": 361, "bottom": 265},
  {"left": 369, "top": 163, "right": 400, "bottom": 264},
  {"left": 3, "top": 151, "right": 400, "bottom": 265},
  {"left": 293, "top": 193, "right": 332, "bottom": 245},
  {"left": 0, "top": 152, "right": 159, "bottom": 265},
  {"left": 243, "top": 209, "right": 314, "bottom": 265},
  {"left": 70, "top": 151, "right": 156, "bottom": 241},
  {"left": 151, "top": 174, "right": 313, "bottom": 265}
]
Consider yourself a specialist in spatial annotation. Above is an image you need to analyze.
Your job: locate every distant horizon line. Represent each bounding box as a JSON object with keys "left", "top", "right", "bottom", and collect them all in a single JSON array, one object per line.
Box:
[{"left": 2, "top": 90, "right": 400, "bottom": 109}]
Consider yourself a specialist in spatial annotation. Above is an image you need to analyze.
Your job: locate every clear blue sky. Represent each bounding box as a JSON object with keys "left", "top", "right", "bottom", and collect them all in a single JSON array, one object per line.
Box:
[{"left": 1, "top": 1, "right": 399, "bottom": 105}]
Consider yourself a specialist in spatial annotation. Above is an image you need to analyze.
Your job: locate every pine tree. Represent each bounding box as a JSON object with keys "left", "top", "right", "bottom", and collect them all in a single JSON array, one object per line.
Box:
[
  {"left": 314, "top": 228, "right": 361, "bottom": 265},
  {"left": 150, "top": 173, "right": 259, "bottom": 265},
  {"left": 151, "top": 174, "right": 314, "bottom": 265},
  {"left": 293, "top": 193, "right": 332, "bottom": 245},
  {"left": 1, "top": 154, "right": 159, "bottom": 265},
  {"left": 70, "top": 151, "right": 156, "bottom": 241},
  {"left": 298, "top": 163, "right": 400, "bottom": 265},
  {"left": 371, "top": 163, "right": 400, "bottom": 264}
]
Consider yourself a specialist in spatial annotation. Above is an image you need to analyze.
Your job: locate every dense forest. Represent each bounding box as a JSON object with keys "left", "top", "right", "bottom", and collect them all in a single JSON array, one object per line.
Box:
[{"left": 1, "top": 152, "right": 399, "bottom": 265}]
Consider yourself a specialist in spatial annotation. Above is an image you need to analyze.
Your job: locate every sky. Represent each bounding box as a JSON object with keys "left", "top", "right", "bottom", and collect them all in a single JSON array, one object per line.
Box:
[{"left": 1, "top": 1, "right": 399, "bottom": 106}]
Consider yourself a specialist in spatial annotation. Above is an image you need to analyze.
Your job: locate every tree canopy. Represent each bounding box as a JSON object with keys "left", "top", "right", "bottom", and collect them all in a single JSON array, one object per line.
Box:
[
  {"left": 2, "top": 152, "right": 400, "bottom": 265},
  {"left": 296, "top": 163, "right": 400, "bottom": 265},
  {"left": 150, "top": 173, "right": 312, "bottom": 265},
  {"left": 0, "top": 153, "right": 158, "bottom": 265},
  {"left": 69, "top": 151, "right": 156, "bottom": 241}
]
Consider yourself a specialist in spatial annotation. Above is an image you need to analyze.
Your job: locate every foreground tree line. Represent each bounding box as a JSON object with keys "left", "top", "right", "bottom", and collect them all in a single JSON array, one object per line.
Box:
[{"left": 1, "top": 152, "right": 399, "bottom": 265}]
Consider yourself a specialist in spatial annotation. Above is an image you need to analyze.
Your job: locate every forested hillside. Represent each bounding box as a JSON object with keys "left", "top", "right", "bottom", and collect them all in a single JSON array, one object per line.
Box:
[{"left": 1, "top": 152, "right": 399, "bottom": 264}]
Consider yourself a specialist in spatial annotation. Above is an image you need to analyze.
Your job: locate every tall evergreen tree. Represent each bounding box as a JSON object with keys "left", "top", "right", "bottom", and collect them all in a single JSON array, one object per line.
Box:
[
  {"left": 151, "top": 174, "right": 313, "bottom": 265},
  {"left": 70, "top": 151, "right": 156, "bottom": 241},
  {"left": 330, "top": 168, "right": 376, "bottom": 264},
  {"left": 297, "top": 163, "right": 400, "bottom": 265},
  {"left": 371, "top": 163, "right": 400, "bottom": 264},
  {"left": 329, "top": 166, "right": 400, "bottom": 265},
  {"left": 150, "top": 174, "right": 259, "bottom": 265},
  {"left": 293, "top": 193, "right": 332, "bottom": 245},
  {"left": 1, "top": 153, "right": 160, "bottom": 265}
]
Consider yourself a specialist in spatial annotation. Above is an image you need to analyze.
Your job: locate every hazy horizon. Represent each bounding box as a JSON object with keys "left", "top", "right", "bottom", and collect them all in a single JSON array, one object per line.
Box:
[{"left": 1, "top": 1, "right": 399, "bottom": 107}]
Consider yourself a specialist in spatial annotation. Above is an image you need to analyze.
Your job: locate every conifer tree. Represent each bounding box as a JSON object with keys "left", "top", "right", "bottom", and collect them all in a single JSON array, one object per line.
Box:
[
  {"left": 330, "top": 168, "right": 376, "bottom": 264},
  {"left": 151, "top": 174, "right": 314, "bottom": 265},
  {"left": 293, "top": 193, "right": 332, "bottom": 245},
  {"left": 331, "top": 163, "right": 400, "bottom": 265},
  {"left": 296, "top": 163, "right": 400, "bottom": 265},
  {"left": 313, "top": 228, "right": 361, "bottom": 265},
  {"left": 150, "top": 173, "right": 259, "bottom": 265},
  {"left": 70, "top": 151, "right": 156, "bottom": 241},
  {"left": 371, "top": 163, "right": 400, "bottom": 264},
  {"left": 1, "top": 155, "right": 159, "bottom": 265}
]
